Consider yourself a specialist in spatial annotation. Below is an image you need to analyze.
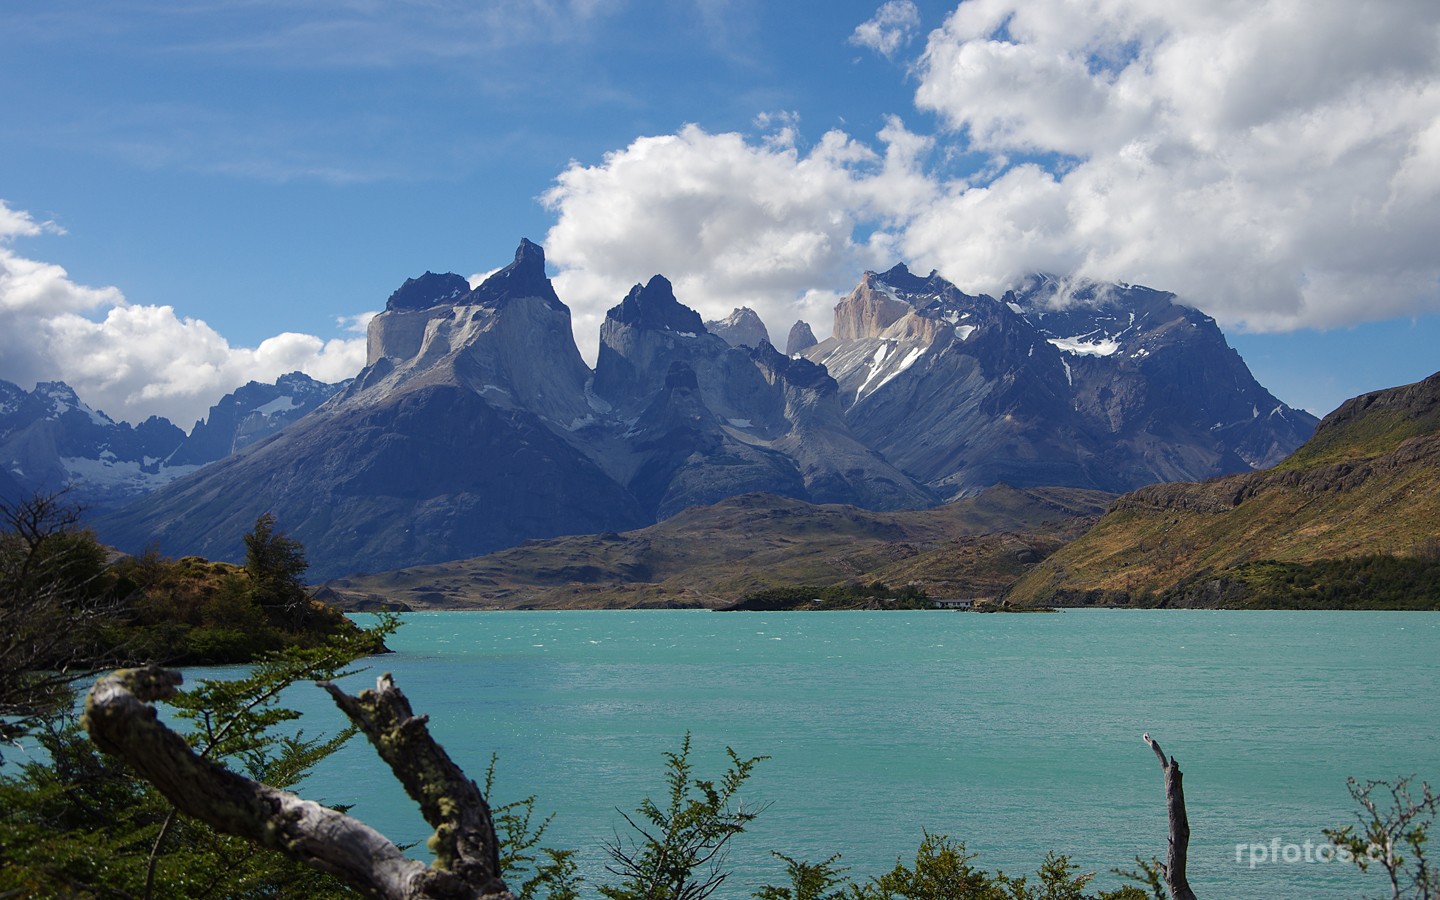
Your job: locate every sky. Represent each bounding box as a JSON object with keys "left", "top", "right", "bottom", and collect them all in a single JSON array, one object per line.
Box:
[{"left": 2, "top": 0, "right": 1439, "bottom": 428}]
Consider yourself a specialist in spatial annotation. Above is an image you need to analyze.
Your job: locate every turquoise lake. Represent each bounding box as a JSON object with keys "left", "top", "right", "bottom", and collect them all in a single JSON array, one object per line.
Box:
[{"left": 226, "top": 610, "right": 1437, "bottom": 898}]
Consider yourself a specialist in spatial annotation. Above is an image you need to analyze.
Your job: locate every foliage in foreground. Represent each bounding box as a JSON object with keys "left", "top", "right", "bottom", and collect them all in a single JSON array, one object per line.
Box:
[{"left": 0, "top": 616, "right": 397, "bottom": 898}]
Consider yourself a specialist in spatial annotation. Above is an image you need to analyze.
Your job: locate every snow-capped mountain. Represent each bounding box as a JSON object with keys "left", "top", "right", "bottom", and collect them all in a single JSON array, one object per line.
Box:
[
  {"left": 95, "top": 240, "right": 1315, "bottom": 580},
  {"left": 804, "top": 265, "right": 1317, "bottom": 498},
  {"left": 0, "top": 373, "right": 343, "bottom": 509}
]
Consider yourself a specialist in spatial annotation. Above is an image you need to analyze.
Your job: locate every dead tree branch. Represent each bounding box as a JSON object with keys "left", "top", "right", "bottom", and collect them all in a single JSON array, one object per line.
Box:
[
  {"left": 321, "top": 673, "right": 511, "bottom": 898},
  {"left": 83, "top": 665, "right": 514, "bottom": 900},
  {"left": 1143, "top": 733, "right": 1198, "bottom": 900}
]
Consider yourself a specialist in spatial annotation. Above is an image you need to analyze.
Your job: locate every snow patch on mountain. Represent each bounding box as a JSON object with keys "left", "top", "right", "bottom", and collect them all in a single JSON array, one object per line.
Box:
[
  {"left": 1048, "top": 336, "right": 1122, "bottom": 356},
  {"left": 62, "top": 456, "right": 200, "bottom": 490},
  {"left": 255, "top": 395, "right": 298, "bottom": 416}
]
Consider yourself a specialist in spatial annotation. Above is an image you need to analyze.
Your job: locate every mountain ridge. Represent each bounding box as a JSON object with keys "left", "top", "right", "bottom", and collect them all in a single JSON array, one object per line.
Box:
[{"left": 92, "top": 239, "right": 1315, "bottom": 580}]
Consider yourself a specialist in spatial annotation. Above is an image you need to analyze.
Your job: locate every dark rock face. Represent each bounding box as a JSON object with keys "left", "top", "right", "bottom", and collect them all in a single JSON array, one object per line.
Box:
[
  {"left": 606, "top": 276, "right": 706, "bottom": 334},
  {"left": 463, "top": 238, "right": 563, "bottom": 310},
  {"left": 805, "top": 268, "right": 1318, "bottom": 499},
  {"left": 385, "top": 272, "right": 471, "bottom": 311},
  {"left": 786, "top": 320, "right": 818, "bottom": 355}
]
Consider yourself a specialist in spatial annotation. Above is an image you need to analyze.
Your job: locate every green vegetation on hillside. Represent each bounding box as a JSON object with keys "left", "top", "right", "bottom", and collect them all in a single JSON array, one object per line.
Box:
[
  {"left": 1277, "top": 371, "right": 1440, "bottom": 471},
  {"left": 726, "top": 580, "right": 930, "bottom": 611},
  {"left": 1158, "top": 554, "right": 1440, "bottom": 610}
]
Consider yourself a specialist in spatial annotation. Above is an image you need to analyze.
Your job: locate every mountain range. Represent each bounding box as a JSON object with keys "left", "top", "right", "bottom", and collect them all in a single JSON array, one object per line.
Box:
[
  {"left": 0, "top": 372, "right": 341, "bottom": 510},
  {"left": 83, "top": 239, "right": 1315, "bottom": 580}
]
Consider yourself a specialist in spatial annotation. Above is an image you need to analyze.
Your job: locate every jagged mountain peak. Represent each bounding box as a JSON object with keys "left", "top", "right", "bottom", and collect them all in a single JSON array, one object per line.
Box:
[
  {"left": 607, "top": 275, "right": 706, "bottom": 334},
  {"left": 385, "top": 271, "right": 471, "bottom": 311},
  {"left": 786, "top": 320, "right": 817, "bottom": 355},
  {"left": 873, "top": 262, "right": 939, "bottom": 294},
  {"left": 705, "top": 307, "right": 771, "bottom": 349},
  {"left": 465, "top": 238, "right": 562, "bottom": 310}
]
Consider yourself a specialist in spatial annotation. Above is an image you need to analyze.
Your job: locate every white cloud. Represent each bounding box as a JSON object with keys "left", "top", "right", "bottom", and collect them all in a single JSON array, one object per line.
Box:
[
  {"left": 540, "top": 1, "right": 1440, "bottom": 349},
  {"left": 541, "top": 120, "right": 933, "bottom": 359},
  {"left": 905, "top": 0, "right": 1440, "bottom": 331},
  {"left": 850, "top": 1, "right": 922, "bottom": 59},
  {"left": 0, "top": 200, "right": 367, "bottom": 428}
]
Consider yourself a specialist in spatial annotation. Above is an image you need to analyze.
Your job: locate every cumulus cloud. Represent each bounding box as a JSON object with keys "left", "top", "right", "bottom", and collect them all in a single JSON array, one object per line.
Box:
[
  {"left": 541, "top": 120, "right": 933, "bottom": 358},
  {"left": 906, "top": 0, "right": 1440, "bottom": 330},
  {"left": 850, "top": 1, "right": 922, "bottom": 59},
  {"left": 0, "top": 200, "right": 367, "bottom": 428},
  {"left": 543, "top": 1, "right": 1440, "bottom": 342}
]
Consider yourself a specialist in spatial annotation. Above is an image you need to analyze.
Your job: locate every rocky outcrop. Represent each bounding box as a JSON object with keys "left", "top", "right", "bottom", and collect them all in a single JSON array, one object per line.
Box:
[
  {"left": 785, "top": 320, "right": 818, "bottom": 355},
  {"left": 384, "top": 272, "right": 471, "bottom": 311},
  {"left": 832, "top": 275, "right": 912, "bottom": 340},
  {"left": 705, "top": 307, "right": 771, "bottom": 349}
]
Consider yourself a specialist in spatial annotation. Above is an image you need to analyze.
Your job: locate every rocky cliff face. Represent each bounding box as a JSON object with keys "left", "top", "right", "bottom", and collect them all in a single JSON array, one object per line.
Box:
[
  {"left": 785, "top": 320, "right": 818, "bottom": 355},
  {"left": 99, "top": 240, "right": 646, "bottom": 579},
  {"left": 805, "top": 265, "right": 1317, "bottom": 498}
]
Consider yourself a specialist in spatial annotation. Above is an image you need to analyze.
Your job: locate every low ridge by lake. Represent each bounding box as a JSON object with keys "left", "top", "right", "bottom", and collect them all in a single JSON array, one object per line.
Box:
[{"left": 276, "top": 610, "right": 1438, "bottom": 898}]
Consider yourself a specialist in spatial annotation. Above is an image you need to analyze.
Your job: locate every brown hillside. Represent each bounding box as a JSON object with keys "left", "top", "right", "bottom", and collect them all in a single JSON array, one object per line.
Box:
[
  {"left": 325, "top": 486, "right": 1111, "bottom": 609},
  {"left": 1006, "top": 371, "right": 1440, "bottom": 606}
]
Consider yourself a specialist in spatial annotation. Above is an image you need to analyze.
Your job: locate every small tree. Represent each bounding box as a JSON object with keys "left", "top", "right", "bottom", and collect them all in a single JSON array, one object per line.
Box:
[
  {"left": 1326, "top": 776, "right": 1437, "bottom": 900},
  {"left": 244, "top": 513, "right": 311, "bottom": 627},
  {"left": 754, "top": 851, "right": 848, "bottom": 900},
  {"left": 600, "top": 733, "right": 767, "bottom": 900},
  {"left": 0, "top": 492, "right": 119, "bottom": 748}
]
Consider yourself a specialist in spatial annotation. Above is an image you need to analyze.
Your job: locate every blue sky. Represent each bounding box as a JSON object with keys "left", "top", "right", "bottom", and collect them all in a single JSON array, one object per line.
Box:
[{"left": 2, "top": 0, "right": 1439, "bottom": 427}]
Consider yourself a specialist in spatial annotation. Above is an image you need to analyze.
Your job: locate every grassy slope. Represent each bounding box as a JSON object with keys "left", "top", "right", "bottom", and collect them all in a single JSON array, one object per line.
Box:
[
  {"left": 1007, "top": 371, "right": 1440, "bottom": 606},
  {"left": 324, "top": 486, "right": 1112, "bottom": 609}
]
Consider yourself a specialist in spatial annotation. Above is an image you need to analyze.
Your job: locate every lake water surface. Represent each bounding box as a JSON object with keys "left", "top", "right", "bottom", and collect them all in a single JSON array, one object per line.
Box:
[{"left": 275, "top": 610, "right": 1438, "bottom": 899}]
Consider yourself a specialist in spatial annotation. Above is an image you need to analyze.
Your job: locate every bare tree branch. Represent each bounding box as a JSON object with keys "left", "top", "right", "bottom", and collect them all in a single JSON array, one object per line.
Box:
[
  {"left": 1143, "top": 733, "right": 1198, "bottom": 900},
  {"left": 321, "top": 673, "right": 512, "bottom": 898},
  {"left": 83, "top": 665, "right": 515, "bottom": 900}
]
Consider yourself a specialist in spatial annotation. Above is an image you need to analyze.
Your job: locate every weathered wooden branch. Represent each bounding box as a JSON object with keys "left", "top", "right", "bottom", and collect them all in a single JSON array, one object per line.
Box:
[
  {"left": 320, "top": 673, "right": 510, "bottom": 898},
  {"left": 83, "top": 665, "right": 515, "bottom": 900},
  {"left": 1143, "top": 733, "right": 1198, "bottom": 900}
]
